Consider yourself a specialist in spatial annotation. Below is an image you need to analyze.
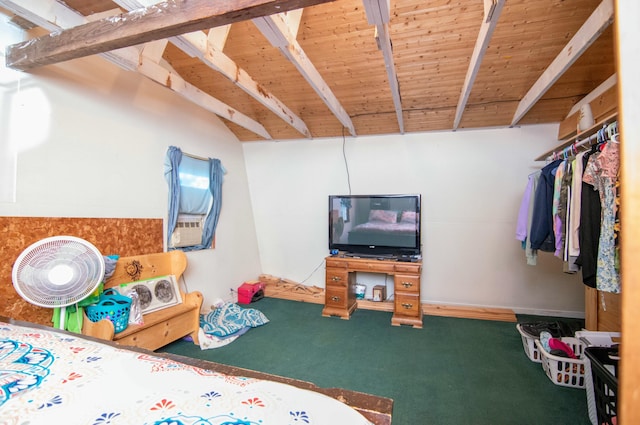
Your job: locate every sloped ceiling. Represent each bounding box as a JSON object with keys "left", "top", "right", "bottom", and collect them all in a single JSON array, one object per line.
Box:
[{"left": 1, "top": 0, "right": 616, "bottom": 141}]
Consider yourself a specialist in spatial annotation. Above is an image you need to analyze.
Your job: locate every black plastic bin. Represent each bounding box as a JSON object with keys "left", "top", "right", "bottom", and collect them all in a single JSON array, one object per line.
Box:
[{"left": 585, "top": 346, "right": 619, "bottom": 425}]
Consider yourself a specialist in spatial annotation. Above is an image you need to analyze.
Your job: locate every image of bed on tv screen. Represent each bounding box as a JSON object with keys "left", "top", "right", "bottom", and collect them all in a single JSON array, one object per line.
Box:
[{"left": 330, "top": 195, "right": 421, "bottom": 255}]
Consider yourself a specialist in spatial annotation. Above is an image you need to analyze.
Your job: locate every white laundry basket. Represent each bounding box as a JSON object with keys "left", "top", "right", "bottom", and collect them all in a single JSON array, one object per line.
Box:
[
  {"left": 516, "top": 323, "right": 542, "bottom": 363},
  {"left": 535, "top": 337, "right": 587, "bottom": 389}
]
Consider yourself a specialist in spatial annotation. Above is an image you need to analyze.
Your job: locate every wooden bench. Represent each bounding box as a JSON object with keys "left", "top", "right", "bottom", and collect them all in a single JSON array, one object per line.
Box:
[{"left": 82, "top": 251, "right": 203, "bottom": 351}]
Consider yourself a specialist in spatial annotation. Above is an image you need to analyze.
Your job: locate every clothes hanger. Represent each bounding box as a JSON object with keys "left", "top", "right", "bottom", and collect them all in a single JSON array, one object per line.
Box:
[
  {"left": 607, "top": 121, "right": 619, "bottom": 143},
  {"left": 594, "top": 126, "right": 608, "bottom": 151},
  {"left": 611, "top": 133, "right": 620, "bottom": 144},
  {"left": 590, "top": 132, "right": 600, "bottom": 153}
]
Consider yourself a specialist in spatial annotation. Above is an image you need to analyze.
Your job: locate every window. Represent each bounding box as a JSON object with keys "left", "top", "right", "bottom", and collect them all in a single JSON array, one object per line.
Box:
[
  {"left": 177, "top": 155, "right": 212, "bottom": 215},
  {"left": 164, "top": 146, "right": 224, "bottom": 251}
]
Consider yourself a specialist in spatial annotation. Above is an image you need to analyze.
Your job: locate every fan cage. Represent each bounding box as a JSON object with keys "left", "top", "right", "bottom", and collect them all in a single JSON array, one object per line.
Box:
[{"left": 12, "top": 236, "right": 105, "bottom": 308}]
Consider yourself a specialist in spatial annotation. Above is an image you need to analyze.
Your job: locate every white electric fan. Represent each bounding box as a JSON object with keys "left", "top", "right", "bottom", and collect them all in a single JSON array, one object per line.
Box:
[{"left": 12, "top": 236, "right": 105, "bottom": 330}]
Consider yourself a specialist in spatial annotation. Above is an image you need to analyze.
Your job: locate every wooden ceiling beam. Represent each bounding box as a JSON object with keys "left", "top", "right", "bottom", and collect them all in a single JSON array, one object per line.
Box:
[
  {"left": 207, "top": 25, "right": 232, "bottom": 52},
  {"left": 139, "top": 59, "right": 272, "bottom": 139},
  {"left": 253, "top": 12, "right": 357, "bottom": 136},
  {"left": 0, "top": 0, "right": 85, "bottom": 31},
  {"left": 483, "top": 0, "right": 497, "bottom": 23},
  {"left": 1, "top": 0, "right": 271, "bottom": 139},
  {"left": 112, "top": 0, "right": 310, "bottom": 138},
  {"left": 452, "top": 0, "right": 505, "bottom": 130},
  {"left": 283, "top": 9, "right": 304, "bottom": 38},
  {"left": 202, "top": 43, "right": 311, "bottom": 138},
  {"left": 0, "top": 0, "right": 140, "bottom": 71},
  {"left": 139, "top": 39, "right": 169, "bottom": 63},
  {"left": 510, "top": 0, "right": 614, "bottom": 126},
  {"left": 362, "top": 0, "right": 389, "bottom": 25},
  {"left": 4, "top": 0, "right": 336, "bottom": 71},
  {"left": 364, "top": 0, "right": 403, "bottom": 133},
  {"left": 375, "top": 24, "right": 404, "bottom": 134}
]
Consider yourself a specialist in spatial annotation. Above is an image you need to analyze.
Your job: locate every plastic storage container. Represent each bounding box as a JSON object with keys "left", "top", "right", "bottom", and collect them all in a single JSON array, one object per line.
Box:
[
  {"left": 86, "top": 289, "right": 132, "bottom": 333},
  {"left": 585, "top": 346, "right": 618, "bottom": 425},
  {"left": 535, "top": 337, "right": 587, "bottom": 388},
  {"left": 575, "top": 331, "right": 620, "bottom": 347},
  {"left": 577, "top": 331, "right": 620, "bottom": 425}
]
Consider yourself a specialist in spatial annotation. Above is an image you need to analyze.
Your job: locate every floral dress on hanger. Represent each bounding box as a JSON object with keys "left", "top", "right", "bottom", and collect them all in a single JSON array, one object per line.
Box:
[{"left": 582, "top": 140, "right": 621, "bottom": 293}]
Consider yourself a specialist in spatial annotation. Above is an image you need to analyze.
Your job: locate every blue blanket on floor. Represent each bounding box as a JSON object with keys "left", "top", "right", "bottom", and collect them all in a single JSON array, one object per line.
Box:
[{"left": 200, "top": 302, "right": 269, "bottom": 337}]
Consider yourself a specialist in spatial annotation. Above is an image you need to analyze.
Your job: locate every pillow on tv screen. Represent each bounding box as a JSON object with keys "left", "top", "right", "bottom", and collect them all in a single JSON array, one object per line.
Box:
[
  {"left": 400, "top": 211, "right": 417, "bottom": 223},
  {"left": 369, "top": 209, "right": 398, "bottom": 223}
]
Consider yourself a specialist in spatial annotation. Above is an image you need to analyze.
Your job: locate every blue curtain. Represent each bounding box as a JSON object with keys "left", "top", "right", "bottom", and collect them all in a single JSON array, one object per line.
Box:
[
  {"left": 165, "top": 146, "right": 224, "bottom": 251},
  {"left": 165, "top": 146, "right": 183, "bottom": 247},
  {"left": 199, "top": 158, "right": 223, "bottom": 250}
]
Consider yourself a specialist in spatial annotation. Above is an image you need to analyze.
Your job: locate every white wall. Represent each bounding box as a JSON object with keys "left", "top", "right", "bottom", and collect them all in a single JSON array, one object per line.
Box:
[
  {"left": 0, "top": 19, "right": 261, "bottom": 310},
  {"left": 243, "top": 126, "right": 586, "bottom": 317},
  {"left": 0, "top": 14, "right": 586, "bottom": 318}
]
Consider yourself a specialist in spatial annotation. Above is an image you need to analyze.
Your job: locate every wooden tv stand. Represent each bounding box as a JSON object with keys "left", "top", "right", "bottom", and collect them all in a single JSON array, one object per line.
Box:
[{"left": 322, "top": 256, "right": 423, "bottom": 328}]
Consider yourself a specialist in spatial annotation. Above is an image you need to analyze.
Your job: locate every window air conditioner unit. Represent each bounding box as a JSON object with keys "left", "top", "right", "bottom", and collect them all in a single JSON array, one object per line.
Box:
[{"left": 170, "top": 214, "right": 204, "bottom": 248}]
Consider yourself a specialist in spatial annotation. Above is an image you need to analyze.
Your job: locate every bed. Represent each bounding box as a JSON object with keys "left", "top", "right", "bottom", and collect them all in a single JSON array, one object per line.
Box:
[
  {"left": 348, "top": 209, "right": 418, "bottom": 247},
  {"left": 0, "top": 317, "right": 392, "bottom": 424}
]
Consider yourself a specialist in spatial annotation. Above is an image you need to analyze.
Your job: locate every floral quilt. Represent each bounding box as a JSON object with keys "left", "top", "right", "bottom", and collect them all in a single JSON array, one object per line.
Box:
[{"left": 0, "top": 322, "right": 372, "bottom": 425}]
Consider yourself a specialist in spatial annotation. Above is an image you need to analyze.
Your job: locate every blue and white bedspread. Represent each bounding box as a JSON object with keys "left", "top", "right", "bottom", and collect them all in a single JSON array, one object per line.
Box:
[{"left": 0, "top": 322, "right": 372, "bottom": 425}]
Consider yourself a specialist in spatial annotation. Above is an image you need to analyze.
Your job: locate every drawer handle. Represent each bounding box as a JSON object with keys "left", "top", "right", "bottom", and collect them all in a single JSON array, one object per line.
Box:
[
  {"left": 401, "top": 303, "right": 413, "bottom": 309},
  {"left": 401, "top": 281, "right": 413, "bottom": 288},
  {"left": 331, "top": 296, "right": 341, "bottom": 302},
  {"left": 332, "top": 276, "right": 341, "bottom": 281}
]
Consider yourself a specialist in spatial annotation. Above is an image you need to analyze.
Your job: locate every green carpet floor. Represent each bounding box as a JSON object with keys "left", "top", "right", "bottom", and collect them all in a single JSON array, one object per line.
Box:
[{"left": 159, "top": 298, "right": 591, "bottom": 425}]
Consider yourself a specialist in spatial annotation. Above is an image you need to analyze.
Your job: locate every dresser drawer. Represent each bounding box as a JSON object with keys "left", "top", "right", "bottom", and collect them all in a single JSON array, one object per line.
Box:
[
  {"left": 326, "top": 268, "right": 349, "bottom": 287},
  {"left": 394, "top": 263, "right": 421, "bottom": 274},
  {"left": 394, "top": 293, "right": 421, "bottom": 318},
  {"left": 325, "top": 286, "right": 348, "bottom": 309},
  {"left": 326, "top": 258, "right": 348, "bottom": 269},
  {"left": 394, "top": 274, "right": 420, "bottom": 293},
  {"left": 357, "top": 261, "right": 395, "bottom": 273}
]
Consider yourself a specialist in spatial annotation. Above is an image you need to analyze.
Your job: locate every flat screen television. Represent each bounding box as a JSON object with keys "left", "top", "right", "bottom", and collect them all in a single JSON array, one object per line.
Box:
[{"left": 329, "top": 194, "right": 421, "bottom": 258}]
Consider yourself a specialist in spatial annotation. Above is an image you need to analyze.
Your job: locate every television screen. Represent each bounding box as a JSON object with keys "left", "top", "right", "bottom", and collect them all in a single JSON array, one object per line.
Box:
[{"left": 329, "top": 194, "right": 421, "bottom": 258}]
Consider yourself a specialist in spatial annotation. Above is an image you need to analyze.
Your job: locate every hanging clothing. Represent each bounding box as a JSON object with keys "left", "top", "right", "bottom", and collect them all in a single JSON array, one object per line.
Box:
[
  {"left": 583, "top": 141, "right": 621, "bottom": 293},
  {"left": 525, "top": 172, "right": 541, "bottom": 265},
  {"left": 519, "top": 121, "right": 621, "bottom": 289},
  {"left": 575, "top": 150, "right": 601, "bottom": 288},
  {"left": 516, "top": 171, "right": 541, "bottom": 265},
  {"left": 552, "top": 161, "right": 567, "bottom": 257},
  {"left": 568, "top": 151, "right": 587, "bottom": 257},
  {"left": 530, "top": 159, "right": 562, "bottom": 252},
  {"left": 516, "top": 173, "right": 536, "bottom": 242},
  {"left": 614, "top": 173, "right": 621, "bottom": 271},
  {"left": 559, "top": 162, "right": 579, "bottom": 273}
]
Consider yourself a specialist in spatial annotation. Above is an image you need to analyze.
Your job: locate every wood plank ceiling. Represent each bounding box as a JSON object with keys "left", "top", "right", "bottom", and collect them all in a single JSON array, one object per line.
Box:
[{"left": 1, "top": 0, "right": 616, "bottom": 142}]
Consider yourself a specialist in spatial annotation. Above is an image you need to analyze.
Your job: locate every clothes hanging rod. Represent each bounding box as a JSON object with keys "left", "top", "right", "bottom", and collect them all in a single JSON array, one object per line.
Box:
[
  {"left": 535, "top": 113, "right": 619, "bottom": 161},
  {"left": 541, "top": 120, "right": 618, "bottom": 161},
  {"left": 575, "top": 132, "right": 599, "bottom": 148},
  {"left": 182, "top": 152, "right": 210, "bottom": 161}
]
